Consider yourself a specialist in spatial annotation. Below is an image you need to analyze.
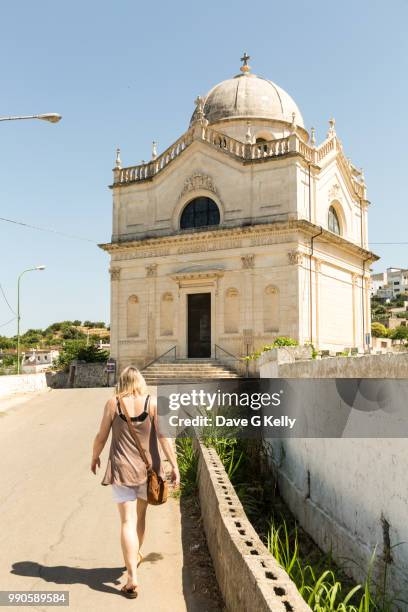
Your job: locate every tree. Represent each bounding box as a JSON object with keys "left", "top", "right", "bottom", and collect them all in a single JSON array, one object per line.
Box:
[
  {"left": 390, "top": 325, "right": 408, "bottom": 341},
  {"left": 60, "top": 325, "right": 86, "bottom": 340},
  {"left": 0, "top": 336, "right": 14, "bottom": 349},
  {"left": 53, "top": 340, "right": 109, "bottom": 371},
  {"left": 45, "top": 322, "right": 62, "bottom": 334},
  {"left": 371, "top": 322, "right": 388, "bottom": 338},
  {"left": 372, "top": 305, "right": 386, "bottom": 315}
]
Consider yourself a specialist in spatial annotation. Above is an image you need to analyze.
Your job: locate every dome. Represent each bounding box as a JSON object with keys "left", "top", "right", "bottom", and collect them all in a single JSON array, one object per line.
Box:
[{"left": 190, "top": 70, "right": 304, "bottom": 129}]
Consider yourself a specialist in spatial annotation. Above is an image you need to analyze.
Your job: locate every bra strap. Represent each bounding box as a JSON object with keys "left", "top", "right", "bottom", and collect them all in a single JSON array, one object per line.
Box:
[
  {"left": 116, "top": 397, "right": 122, "bottom": 414},
  {"left": 143, "top": 395, "right": 150, "bottom": 413}
]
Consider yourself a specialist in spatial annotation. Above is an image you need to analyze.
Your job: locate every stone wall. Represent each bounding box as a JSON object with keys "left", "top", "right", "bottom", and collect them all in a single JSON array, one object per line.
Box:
[
  {"left": 258, "top": 348, "right": 408, "bottom": 599},
  {"left": 195, "top": 439, "right": 310, "bottom": 612},
  {"left": 46, "top": 370, "right": 69, "bottom": 389},
  {"left": 70, "top": 362, "right": 108, "bottom": 388},
  {"left": 0, "top": 364, "right": 110, "bottom": 396},
  {"left": 259, "top": 348, "right": 408, "bottom": 378},
  {"left": 0, "top": 373, "right": 48, "bottom": 397}
]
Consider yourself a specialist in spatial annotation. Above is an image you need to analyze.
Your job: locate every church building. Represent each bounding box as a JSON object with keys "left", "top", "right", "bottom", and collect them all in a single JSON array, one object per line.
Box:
[{"left": 100, "top": 55, "right": 378, "bottom": 372}]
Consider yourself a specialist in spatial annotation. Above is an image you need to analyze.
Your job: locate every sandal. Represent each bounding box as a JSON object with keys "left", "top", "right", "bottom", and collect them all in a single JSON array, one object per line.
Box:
[
  {"left": 120, "top": 585, "right": 138, "bottom": 599},
  {"left": 137, "top": 552, "right": 143, "bottom": 567}
]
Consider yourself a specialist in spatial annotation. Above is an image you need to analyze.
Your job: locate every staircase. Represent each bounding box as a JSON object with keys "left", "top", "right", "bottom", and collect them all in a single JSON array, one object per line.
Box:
[{"left": 141, "top": 358, "right": 240, "bottom": 385}]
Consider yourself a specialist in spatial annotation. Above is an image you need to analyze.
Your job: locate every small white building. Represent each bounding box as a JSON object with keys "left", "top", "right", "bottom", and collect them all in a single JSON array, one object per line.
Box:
[{"left": 22, "top": 349, "right": 59, "bottom": 373}]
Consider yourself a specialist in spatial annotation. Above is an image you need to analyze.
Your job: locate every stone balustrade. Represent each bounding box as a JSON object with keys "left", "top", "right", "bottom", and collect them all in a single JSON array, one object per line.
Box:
[
  {"left": 249, "top": 137, "right": 290, "bottom": 159},
  {"left": 317, "top": 137, "right": 336, "bottom": 161},
  {"left": 203, "top": 127, "right": 246, "bottom": 158},
  {"left": 114, "top": 130, "right": 194, "bottom": 185},
  {"left": 113, "top": 126, "right": 364, "bottom": 200}
]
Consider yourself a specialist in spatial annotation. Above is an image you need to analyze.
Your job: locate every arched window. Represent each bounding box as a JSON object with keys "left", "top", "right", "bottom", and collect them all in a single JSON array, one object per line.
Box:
[
  {"left": 263, "top": 285, "right": 279, "bottom": 333},
  {"left": 224, "top": 288, "right": 239, "bottom": 333},
  {"left": 160, "top": 292, "right": 174, "bottom": 336},
  {"left": 127, "top": 295, "right": 140, "bottom": 337},
  {"left": 180, "top": 197, "right": 220, "bottom": 229},
  {"left": 328, "top": 206, "right": 341, "bottom": 235},
  {"left": 256, "top": 137, "right": 268, "bottom": 144}
]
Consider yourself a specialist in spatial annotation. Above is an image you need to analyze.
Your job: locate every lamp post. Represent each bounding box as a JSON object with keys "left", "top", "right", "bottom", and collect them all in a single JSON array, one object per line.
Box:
[
  {"left": 0, "top": 113, "right": 62, "bottom": 123},
  {"left": 2, "top": 112, "right": 59, "bottom": 373},
  {"left": 17, "top": 266, "right": 46, "bottom": 375}
]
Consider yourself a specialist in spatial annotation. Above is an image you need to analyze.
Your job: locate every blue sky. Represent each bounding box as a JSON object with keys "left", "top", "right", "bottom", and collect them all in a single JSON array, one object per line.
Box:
[{"left": 0, "top": 0, "right": 407, "bottom": 334}]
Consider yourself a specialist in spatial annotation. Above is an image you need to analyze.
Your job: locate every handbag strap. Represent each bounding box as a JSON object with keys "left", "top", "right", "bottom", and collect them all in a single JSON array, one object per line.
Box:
[{"left": 118, "top": 395, "right": 152, "bottom": 472}]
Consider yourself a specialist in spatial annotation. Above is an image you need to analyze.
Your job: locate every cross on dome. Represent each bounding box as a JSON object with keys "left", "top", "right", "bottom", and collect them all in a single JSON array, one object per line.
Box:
[{"left": 240, "top": 52, "right": 251, "bottom": 73}]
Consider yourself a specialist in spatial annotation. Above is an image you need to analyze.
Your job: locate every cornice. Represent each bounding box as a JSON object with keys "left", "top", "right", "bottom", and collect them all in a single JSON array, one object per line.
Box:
[{"left": 99, "top": 219, "right": 379, "bottom": 262}]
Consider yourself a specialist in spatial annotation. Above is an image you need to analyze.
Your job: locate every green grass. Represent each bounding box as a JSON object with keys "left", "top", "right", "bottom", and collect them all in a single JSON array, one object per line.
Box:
[
  {"left": 175, "top": 436, "right": 199, "bottom": 497},
  {"left": 267, "top": 519, "right": 377, "bottom": 611}
]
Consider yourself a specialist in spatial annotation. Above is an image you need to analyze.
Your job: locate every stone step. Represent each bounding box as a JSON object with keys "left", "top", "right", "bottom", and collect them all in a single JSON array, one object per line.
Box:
[
  {"left": 141, "top": 359, "right": 241, "bottom": 383},
  {"left": 145, "top": 378, "right": 240, "bottom": 385},
  {"left": 143, "top": 372, "right": 239, "bottom": 378},
  {"left": 144, "top": 372, "right": 239, "bottom": 380},
  {"left": 143, "top": 365, "right": 238, "bottom": 371},
  {"left": 143, "top": 368, "right": 238, "bottom": 374}
]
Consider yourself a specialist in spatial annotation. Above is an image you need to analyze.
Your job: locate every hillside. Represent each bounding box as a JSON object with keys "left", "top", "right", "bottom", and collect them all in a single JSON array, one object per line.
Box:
[{"left": 0, "top": 320, "right": 110, "bottom": 351}]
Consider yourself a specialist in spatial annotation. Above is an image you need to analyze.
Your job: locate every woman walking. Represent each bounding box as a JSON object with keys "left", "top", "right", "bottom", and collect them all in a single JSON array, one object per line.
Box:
[{"left": 91, "top": 366, "right": 180, "bottom": 598}]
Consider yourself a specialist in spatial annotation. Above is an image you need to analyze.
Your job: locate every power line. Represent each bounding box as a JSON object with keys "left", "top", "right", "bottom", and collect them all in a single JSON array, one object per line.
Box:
[
  {"left": 0, "top": 316, "right": 16, "bottom": 328},
  {"left": 0, "top": 283, "right": 15, "bottom": 315},
  {"left": 1, "top": 215, "right": 408, "bottom": 246},
  {"left": 0, "top": 216, "right": 98, "bottom": 243}
]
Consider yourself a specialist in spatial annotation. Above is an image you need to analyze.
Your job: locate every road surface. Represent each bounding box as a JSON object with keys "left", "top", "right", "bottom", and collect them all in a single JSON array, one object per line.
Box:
[{"left": 0, "top": 388, "right": 197, "bottom": 611}]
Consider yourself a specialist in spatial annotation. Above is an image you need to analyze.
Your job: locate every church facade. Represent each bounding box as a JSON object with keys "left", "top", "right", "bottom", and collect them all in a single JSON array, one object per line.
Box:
[{"left": 100, "top": 56, "right": 378, "bottom": 372}]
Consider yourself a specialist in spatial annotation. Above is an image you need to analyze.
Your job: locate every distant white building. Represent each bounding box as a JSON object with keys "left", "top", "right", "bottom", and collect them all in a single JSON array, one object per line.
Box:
[
  {"left": 371, "top": 267, "right": 408, "bottom": 299},
  {"left": 21, "top": 349, "right": 59, "bottom": 373}
]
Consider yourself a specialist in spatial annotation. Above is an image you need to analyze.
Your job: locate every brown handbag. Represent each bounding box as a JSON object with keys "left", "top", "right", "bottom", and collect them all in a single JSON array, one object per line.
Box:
[{"left": 118, "top": 396, "right": 168, "bottom": 505}]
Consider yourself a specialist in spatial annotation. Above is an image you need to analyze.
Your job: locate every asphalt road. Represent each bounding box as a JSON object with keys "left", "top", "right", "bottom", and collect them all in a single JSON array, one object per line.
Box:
[{"left": 0, "top": 388, "right": 190, "bottom": 611}]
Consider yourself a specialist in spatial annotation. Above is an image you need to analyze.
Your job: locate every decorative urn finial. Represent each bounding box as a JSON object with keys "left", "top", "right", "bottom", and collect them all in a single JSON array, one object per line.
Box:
[
  {"left": 310, "top": 127, "right": 316, "bottom": 145},
  {"left": 240, "top": 52, "right": 251, "bottom": 74},
  {"left": 327, "top": 117, "right": 336, "bottom": 138},
  {"left": 290, "top": 112, "right": 297, "bottom": 134},
  {"left": 115, "top": 147, "right": 122, "bottom": 169},
  {"left": 245, "top": 121, "right": 253, "bottom": 143},
  {"left": 152, "top": 141, "right": 158, "bottom": 160}
]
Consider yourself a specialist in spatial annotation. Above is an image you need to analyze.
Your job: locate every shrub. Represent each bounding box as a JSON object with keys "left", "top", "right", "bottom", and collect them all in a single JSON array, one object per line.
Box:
[
  {"left": 371, "top": 322, "right": 388, "bottom": 338},
  {"left": 244, "top": 337, "right": 298, "bottom": 361}
]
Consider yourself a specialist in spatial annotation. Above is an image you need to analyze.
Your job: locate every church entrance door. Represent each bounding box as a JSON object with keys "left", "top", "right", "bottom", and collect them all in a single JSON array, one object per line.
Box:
[{"left": 187, "top": 293, "right": 211, "bottom": 358}]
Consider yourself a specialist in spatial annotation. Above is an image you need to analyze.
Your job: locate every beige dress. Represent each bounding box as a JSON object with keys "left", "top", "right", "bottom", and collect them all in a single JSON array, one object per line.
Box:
[{"left": 101, "top": 394, "right": 163, "bottom": 502}]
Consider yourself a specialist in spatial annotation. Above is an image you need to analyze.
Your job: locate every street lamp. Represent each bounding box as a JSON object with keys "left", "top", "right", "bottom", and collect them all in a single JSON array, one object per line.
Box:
[
  {"left": 0, "top": 113, "right": 62, "bottom": 123},
  {"left": 17, "top": 266, "right": 46, "bottom": 375}
]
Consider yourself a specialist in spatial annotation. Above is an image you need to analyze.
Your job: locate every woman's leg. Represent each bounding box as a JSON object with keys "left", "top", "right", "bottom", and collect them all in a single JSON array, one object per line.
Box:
[
  {"left": 136, "top": 498, "right": 148, "bottom": 553},
  {"left": 117, "top": 500, "right": 138, "bottom": 587}
]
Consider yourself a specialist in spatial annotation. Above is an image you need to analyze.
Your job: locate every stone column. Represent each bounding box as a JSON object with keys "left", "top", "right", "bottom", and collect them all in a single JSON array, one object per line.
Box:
[
  {"left": 351, "top": 273, "right": 358, "bottom": 348},
  {"left": 241, "top": 254, "right": 255, "bottom": 355},
  {"left": 146, "top": 263, "right": 158, "bottom": 361},
  {"left": 364, "top": 273, "right": 371, "bottom": 349},
  {"left": 314, "top": 258, "right": 321, "bottom": 350},
  {"left": 287, "top": 249, "right": 304, "bottom": 344},
  {"left": 109, "top": 266, "right": 121, "bottom": 368}
]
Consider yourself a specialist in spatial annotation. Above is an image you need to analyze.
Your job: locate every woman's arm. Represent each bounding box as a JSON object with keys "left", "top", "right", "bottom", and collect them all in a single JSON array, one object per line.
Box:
[
  {"left": 91, "top": 398, "right": 115, "bottom": 474},
  {"left": 150, "top": 396, "right": 180, "bottom": 486}
]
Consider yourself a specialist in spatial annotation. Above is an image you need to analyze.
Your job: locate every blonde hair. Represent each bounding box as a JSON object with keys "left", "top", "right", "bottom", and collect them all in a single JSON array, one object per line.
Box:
[{"left": 116, "top": 366, "right": 147, "bottom": 398}]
